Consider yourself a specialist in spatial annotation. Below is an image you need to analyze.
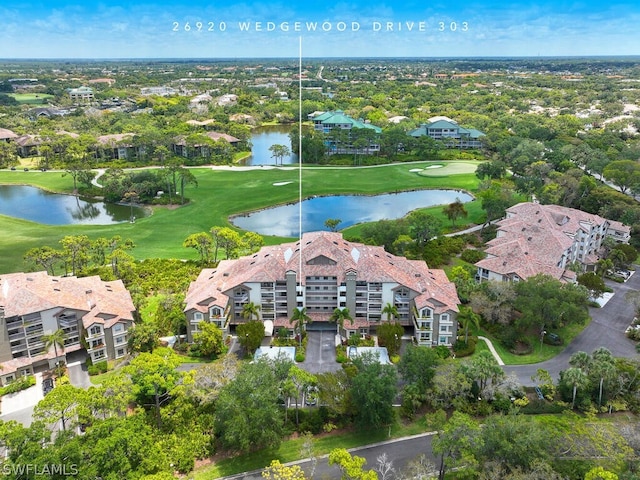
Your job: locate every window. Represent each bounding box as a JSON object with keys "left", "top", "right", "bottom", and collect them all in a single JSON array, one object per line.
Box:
[
  {"left": 440, "top": 325, "right": 449, "bottom": 333},
  {"left": 440, "top": 314, "right": 449, "bottom": 322},
  {"left": 210, "top": 307, "right": 222, "bottom": 317},
  {"left": 421, "top": 308, "right": 433, "bottom": 318},
  {"left": 89, "top": 326, "right": 102, "bottom": 336},
  {"left": 194, "top": 312, "right": 203, "bottom": 321},
  {"left": 93, "top": 350, "right": 106, "bottom": 361},
  {"left": 439, "top": 336, "right": 449, "bottom": 345},
  {"left": 116, "top": 348, "right": 126, "bottom": 358},
  {"left": 115, "top": 335, "right": 126, "bottom": 345},
  {"left": 113, "top": 323, "right": 124, "bottom": 333}
]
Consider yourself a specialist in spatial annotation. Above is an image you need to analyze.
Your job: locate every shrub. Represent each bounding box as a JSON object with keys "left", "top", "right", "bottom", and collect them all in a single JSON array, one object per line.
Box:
[
  {"left": 460, "top": 248, "right": 486, "bottom": 264},
  {"left": 434, "top": 345, "right": 452, "bottom": 359},
  {"left": 521, "top": 399, "right": 567, "bottom": 414},
  {"left": 295, "top": 352, "right": 306, "bottom": 362},
  {"left": 453, "top": 337, "right": 477, "bottom": 357},
  {"left": 0, "top": 375, "right": 36, "bottom": 396},
  {"left": 277, "top": 327, "right": 290, "bottom": 340},
  {"left": 87, "top": 361, "right": 109, "bottom": 376}
]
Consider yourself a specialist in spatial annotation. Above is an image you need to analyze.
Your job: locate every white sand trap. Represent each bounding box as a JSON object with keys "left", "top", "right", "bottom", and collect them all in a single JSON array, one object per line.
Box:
[
  {"left": 409, "top": 168, "right": 422, "bottom": 172},
  {"left": 425, "top": 164, "right": 444, "bottom": 169},
  {"left": 273, "top": 181, "right": 293, "bottom": 186}
]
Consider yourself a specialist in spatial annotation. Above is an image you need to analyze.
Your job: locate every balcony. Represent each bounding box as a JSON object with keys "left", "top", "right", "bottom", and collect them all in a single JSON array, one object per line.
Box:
[
  {"left": 8, "top": 331, "right": 25, "bottom": 341},
  {"left": 25, "top": 327, "right": 44, "bottom": 338},
  {"left": 87, "top": 342, "right": 105, "bottom": 353}
]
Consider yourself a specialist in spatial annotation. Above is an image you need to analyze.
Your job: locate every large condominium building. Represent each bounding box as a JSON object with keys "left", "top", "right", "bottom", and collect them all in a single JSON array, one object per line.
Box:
[
  {"left": 475, "top": 202, "right": 631, "bottom": 283},
  {"left": 408, "top": 116, "right": 485, "bottom": 149},
  {"left": 0, "top": 272, "right": 136, "bottom": 386},
  {"left": 184, "top": 231, "right": 460, "bottom": 348},
  {"left": 310, "top": 111, "right": 382, "bottom": 155}
]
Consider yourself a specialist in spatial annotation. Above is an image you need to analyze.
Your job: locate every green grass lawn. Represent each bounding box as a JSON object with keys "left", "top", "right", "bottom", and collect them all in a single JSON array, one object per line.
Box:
[
  {"left": 476, "top": 316, "right": 592, "bottom": 365},
  {"left": 0, "top": 163, "right": 481, "bottom": 273},
  {"left": 8, "top": 93, "right": 54, "bottom": 105},
  {"left": 416, "top": 161, "right": 479, "bottom": 177}
]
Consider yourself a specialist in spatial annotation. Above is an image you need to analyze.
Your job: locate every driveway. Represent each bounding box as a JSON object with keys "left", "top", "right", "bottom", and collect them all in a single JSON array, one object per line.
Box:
[
  {"left": 505, "top": 272, "right": 640, "bottom": 386},
  {"left": 302, "top": 330, "right": 341, "bottom": 374}
]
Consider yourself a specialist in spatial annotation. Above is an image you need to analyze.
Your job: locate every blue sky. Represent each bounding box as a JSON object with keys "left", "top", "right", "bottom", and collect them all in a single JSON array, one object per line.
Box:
[{"left": 1, "top": 1, "right": 639, "bottom": 58}]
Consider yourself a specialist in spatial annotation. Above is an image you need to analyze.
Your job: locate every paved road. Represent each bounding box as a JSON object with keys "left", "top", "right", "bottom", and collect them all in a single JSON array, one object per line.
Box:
[
  {"left": 220, "top": 433, "right": 437, "bottom": 480},
  {"left": 504, "top": 272, "right": 639, "bottom": 386},
  {"left": 302, "top": 330, "right": 341, "bottom": 374}
]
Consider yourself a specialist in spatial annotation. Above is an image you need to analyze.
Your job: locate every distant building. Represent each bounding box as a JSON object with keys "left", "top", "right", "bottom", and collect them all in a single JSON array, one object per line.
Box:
[
  {"left": 27, "top": 107, "right": 70, "bottom": 119},
  {"left": 184, "top": 232, "right": 460, "bottom": 348},
  {"left": 67, "top": 86, "right": 94, "bottom": 103},
  {"left": 0, "top": 272, "right": 136, "bottom": 385},
  {"left": 95, "top": 133, "right": 144, "bottom": 160},
  {"left": 475, "top": 202, "right": 631, "bottom": 283},
  {"left": 309, "top": 110, "right": 382, "bottom": 155},
  {"left": 408, "top": 116, "right": 485, "bottom": 149},
  {"left": 0, "top": 128, "right": 18, "bottom": 142},
  {"left": 217, "top": 94, "right": 238, "bottom": 106},
  {"left": 171, "top": 131, "right": 240, "bottom": 159},
  {"left": 140, "top": 86, "right": 176, "bottom": 96}
]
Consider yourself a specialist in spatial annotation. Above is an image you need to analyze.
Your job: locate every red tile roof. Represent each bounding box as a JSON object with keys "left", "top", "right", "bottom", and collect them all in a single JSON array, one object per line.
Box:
[
  {"left": 476, "top": 202, "right": 624, "bottom": 281},
  {"left": 185, "top": 232, "right": 459, "bottom": 315},
  {"left": 0, "top": 271, "right": 135, "bottom": 330}
]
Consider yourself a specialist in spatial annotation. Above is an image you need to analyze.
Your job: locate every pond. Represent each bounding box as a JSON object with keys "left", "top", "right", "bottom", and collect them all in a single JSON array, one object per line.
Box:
[
  {"left": 0, "top": 185, "right": 148, "bottom": 225},
  {"left": 245, "top": 125, "right": 297, "bottom": 166},
  {"left": 231, "top": 189, "right": 473, "bottom": 237}
]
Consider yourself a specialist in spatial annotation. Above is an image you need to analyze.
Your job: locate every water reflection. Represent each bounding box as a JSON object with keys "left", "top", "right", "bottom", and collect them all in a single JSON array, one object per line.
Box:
[
  {"left": 231, "top": 189, "right": 473, "bottom": 237},
  {"left": 245, "top": 125, "right": 296, "bottom": 166},
  {"left": 0, "top": 185, "right": 147, "bottom": 225}
]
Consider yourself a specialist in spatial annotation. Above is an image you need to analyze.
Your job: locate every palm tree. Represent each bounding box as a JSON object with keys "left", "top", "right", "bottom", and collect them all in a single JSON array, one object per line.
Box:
[
  {"left": 290, "top": 307, "right": 312, "bottom": 346},
  {"left": 241, "top": 302, "right": 261, "bottom": 321},
  {"left": 329, "top": 307, "right": 353, "bottom": 335},
  {"left": 42, "top": 329, "right": 66, "bottom": 373},
  {"left": 382, "top": 303, "right": 399, "bottom": 323},
  {"left": 563, "top": 367, "right": 589, "bottom": 409},
  {"left": 457, "top": 306, "right": 480, "bottom": 344},
  {"left": 569, "top": 351, "right": 591, "bottom": 371}
]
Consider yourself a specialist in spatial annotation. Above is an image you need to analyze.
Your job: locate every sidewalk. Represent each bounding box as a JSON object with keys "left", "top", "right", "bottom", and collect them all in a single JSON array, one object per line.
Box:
[{"left": 477, "top": 336, "right": 505, "bottom": 365}]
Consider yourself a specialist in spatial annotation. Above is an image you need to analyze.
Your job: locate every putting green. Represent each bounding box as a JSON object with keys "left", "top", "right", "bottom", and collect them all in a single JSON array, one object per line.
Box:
[{"left": 416, "top": 162, "right": 478, "bottom": 177}]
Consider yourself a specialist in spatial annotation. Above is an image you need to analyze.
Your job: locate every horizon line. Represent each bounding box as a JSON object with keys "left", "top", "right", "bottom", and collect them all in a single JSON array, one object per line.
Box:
[{"left": 2, "top": 55, "right": 640, "bottom": 63}]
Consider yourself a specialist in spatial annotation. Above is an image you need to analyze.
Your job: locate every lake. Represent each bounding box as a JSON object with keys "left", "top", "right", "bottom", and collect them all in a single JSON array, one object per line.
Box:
[
  {"left": 245, "top": 125, "right": 296, "bottom": 166},
  {"left": 0, "top": 185, "right": 148, "bottom": 225},
  {"left": 230, "top": 189, "right": 473, "bottom": 237}
]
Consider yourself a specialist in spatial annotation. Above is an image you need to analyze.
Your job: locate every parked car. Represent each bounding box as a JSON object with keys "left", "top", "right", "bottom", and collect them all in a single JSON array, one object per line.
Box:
[
  {"left": 544, "top": 332, "right": 563, "bottom": 346},
  {"left": 42, "top": 377, "right": 54, "bottom": 395}
]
